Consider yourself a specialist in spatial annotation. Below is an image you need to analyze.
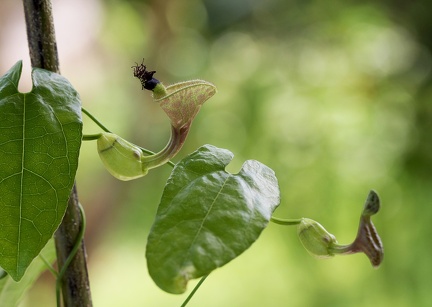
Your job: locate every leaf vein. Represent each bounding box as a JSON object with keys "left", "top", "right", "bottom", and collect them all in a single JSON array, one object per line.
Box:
[{"left": 182, "top": 175, "right": 230, "bottom": 270}]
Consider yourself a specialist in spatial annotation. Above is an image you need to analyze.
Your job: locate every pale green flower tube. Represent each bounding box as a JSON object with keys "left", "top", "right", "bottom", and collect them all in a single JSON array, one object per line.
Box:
[{"left": 97, "top": 133, "right": 147, "bottom": 181}]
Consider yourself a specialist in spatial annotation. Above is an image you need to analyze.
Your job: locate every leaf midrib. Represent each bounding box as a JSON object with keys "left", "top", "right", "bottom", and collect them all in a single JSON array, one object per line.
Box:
[
  {"left": 181, "top": 174, "right": 230, "bottom": 269},
  {"left": 17, "top": 94, "right": 26, "bottom": 273}
]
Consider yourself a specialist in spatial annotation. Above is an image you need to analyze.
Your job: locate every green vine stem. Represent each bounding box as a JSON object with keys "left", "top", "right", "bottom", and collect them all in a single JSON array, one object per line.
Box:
[
  {"left": 56, "top": 203, "right": 87, "bottom": 307},
  {"left": 38, "top": 254, "right": 58, "bottom": 277},
  {"left": 82, "top": 107, "right": 110, "bottom": 133},
  {"left": 22, "top": 0, "right": 92, "bottom": 306},
  {"left": 54, "top": 184, "right": 92, "bottom": 306}
]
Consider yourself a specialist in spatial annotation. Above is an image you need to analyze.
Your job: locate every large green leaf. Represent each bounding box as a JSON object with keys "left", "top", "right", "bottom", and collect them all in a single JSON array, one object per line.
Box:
[
  {"left": 0, "top": 61, "right": 82, "bottom": 281},
  {"left": 146, "top": 145, "right": 280, "bottom": 294}
]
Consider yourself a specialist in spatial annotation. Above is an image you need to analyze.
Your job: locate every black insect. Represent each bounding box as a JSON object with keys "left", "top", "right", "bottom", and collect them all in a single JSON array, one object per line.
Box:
[{"left": 132, "top": 59, "right": 160, "bottom": 91}]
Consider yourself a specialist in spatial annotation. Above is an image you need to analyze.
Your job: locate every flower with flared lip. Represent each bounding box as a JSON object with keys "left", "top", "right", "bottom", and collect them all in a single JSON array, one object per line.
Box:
[{"left": 297, "top": 191, "right": 384, "bottom": 267}]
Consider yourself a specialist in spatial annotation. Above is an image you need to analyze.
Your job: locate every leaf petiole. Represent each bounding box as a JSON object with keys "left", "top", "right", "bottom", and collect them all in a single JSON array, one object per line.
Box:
[
  {"left": 270, "top": 216, "right": 302, "bottom": 226},
  {"left": 180, "top": 274, "right": 209, "bottom": 307},
  {"left": 82, "top": 134, "right": 102, "bottom": 141}
]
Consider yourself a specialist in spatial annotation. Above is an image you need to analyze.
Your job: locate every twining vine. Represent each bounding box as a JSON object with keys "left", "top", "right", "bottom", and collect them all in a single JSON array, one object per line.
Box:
[
  {"left": 0, "top": 60, "right": 384, "bottom": 306},
  {"left": 0, "top": 1, "right": 385, "bottom": 307}
]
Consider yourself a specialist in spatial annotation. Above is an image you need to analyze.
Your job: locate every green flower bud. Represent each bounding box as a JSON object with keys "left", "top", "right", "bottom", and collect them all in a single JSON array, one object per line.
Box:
[
  {"left": 97, "top": 132, "right": 147, "bottom": 181},
  {"left": 297, "top": 218, "right": 338, "bottom": 258}
]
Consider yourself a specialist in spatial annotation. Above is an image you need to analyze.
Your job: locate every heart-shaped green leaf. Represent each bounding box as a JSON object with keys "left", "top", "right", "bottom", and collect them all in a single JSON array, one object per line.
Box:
[
  {"left": 0, "top": 61, "right": 82, "bottom": 281},
  {"left": 146, "top": 145, "right": 280, "bottom": 294}
]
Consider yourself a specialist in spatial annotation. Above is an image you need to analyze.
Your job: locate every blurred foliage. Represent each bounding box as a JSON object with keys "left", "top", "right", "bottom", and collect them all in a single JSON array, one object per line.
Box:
[{"left": 1, "top": 0, "right": 431, "bottom": 306}]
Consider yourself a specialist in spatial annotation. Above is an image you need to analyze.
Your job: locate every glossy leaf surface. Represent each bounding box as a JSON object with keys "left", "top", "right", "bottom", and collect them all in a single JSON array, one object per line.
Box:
[
  {"left": 0, "top": 61, "right": 82, "bottom": 281},
  {"left": 146, "top": 145, "right": 280, "bottom": 294}
]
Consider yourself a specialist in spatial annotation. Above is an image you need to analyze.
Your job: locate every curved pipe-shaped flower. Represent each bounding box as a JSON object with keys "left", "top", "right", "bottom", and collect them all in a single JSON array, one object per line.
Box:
[
  {"left": 97, "top": 63, "right": 217, "bottom": 181},
  {"left": 329, "top": 190, "right": 384, "bottom": 268},
  {"left": 275, "top": 190, "right": 384, "bottom": 268}
]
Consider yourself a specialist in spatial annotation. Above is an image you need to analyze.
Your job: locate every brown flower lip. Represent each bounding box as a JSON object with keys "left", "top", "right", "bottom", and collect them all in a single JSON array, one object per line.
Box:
[{"left": 330, "top": 190, "right": 384, "bottom": 268}]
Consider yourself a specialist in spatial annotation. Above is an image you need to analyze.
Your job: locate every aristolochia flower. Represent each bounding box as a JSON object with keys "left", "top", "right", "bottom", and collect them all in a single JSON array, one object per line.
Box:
[
  {"left": 297, "top": 191, "right": 384, "bottom": 267},
  {"left": 97, "top": 62, "right": 217, "bottom": 181}
]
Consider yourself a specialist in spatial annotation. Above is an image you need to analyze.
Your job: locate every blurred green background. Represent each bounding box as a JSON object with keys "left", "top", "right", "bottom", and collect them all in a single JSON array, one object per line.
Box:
[{"left": 1, "top": 0, "right": 431, "bottom": 306}]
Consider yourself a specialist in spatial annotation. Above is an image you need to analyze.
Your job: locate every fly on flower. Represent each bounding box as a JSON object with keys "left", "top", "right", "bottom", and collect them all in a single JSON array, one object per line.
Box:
[{"left": 132, "top": 59, "right": 160, "bottom": 91}]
